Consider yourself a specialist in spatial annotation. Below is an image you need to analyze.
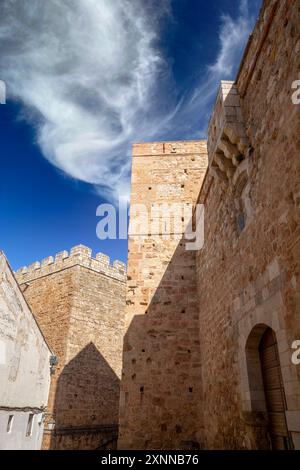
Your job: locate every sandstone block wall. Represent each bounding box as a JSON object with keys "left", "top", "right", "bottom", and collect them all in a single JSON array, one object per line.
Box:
[
  {"left": 196, "top": 0, "right": 300, "bottom": 449},
  {"left": 118, "top": 141, "right": 208, "bottom": 449},
  {"left": 16, "top": 245, "right": 126, "bottom": 450},
  {"left": 120, "top": 0, "right": 300, "bottom": 451}
]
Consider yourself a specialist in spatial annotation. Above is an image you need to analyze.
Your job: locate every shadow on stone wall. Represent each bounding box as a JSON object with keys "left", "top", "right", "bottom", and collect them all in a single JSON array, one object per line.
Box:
[
  {"left": 50, "top": 342, "right": 119, "bottom": 450},
  {"left": 118, "top": 236, "right": 203, "bottom": 450}
]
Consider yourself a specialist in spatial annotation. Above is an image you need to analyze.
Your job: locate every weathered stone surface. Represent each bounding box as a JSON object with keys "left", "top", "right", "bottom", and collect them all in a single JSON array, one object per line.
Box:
[
  {"left": 15, "top": 247, "right": 126, "bottom": 450},
  {"left": 7, "top": 0, "right": 299, "bottom": 451},
  {"left": 196, "top": 0, "right": 300, "bottom": 450},
  {"left": 0, "top": 252, "right": 51, "bottom": 450},
  {"left": 118, "top": 141, "right": 208, "bottom": 450}
]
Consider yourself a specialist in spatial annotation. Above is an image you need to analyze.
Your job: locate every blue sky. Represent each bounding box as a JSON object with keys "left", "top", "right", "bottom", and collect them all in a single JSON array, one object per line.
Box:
[{"left": 0, "top": 0, "right": 262, "bottom": 270}]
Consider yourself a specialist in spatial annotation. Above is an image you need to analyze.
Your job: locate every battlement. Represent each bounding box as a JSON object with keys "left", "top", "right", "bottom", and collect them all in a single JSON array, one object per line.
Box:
[
  {"left": 15, "top": 245, "right": 127, "bottom": 284},
  {"left": 132, "top": 140, "right": 207, "bottom": 157}
]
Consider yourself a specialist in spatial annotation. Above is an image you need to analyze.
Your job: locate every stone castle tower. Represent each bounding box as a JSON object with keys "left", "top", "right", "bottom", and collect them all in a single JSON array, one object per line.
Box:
[
  {"left": 16, "top": 245, "right": 126, "bottom": 450},
  {"left": 118, "top": 141, "right": 208, "bottom": 449},
  {"left": 119, "top": 0, "right": 300, "bottom": 450},
  {"left": 8, "top": 0, "right": 300, "bottom": 451}
]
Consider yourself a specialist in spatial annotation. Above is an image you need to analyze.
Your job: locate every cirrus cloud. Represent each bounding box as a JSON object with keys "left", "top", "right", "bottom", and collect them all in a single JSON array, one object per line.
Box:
[{"left": 0, "top": 0, "right": 259, "bottom": 201}]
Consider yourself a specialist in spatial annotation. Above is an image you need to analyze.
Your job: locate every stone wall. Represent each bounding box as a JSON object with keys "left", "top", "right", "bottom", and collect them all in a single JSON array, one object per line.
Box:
[
  {"left": 196, "top": 0, "right": 300, "bottom": 449},
  {"left": 16, "top": 245, "right": 126, "bottom": 450},
  {"left": 0, "top": 252, "right": 51, "bottom": 450},
  {"left": 6, "top": 0, "right": 298, "bottom": 451},
  {"left": 120, "top": 0, "right": 300, "bottom": 450},
  {"left": 118, "top": 141, "right": 208, "bottom": 449}
]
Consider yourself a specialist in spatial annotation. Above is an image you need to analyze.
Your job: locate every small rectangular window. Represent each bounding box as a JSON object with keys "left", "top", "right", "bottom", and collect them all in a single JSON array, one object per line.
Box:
[
  {"left": 26, "top": 413, "right": 34, "bottom": 437},
  {"left": 7, "top": 415, "right": 14, "bottom": 433}
]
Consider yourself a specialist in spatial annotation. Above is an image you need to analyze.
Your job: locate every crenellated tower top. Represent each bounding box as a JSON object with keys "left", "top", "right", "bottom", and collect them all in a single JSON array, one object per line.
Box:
[{"left": 15, "top": 245, "right": 127, "bottom": 284}]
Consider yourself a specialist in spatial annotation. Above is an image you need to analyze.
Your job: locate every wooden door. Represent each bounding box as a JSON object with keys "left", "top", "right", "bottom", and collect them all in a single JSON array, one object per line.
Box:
[{"left": 259, "top": 328, "right": 293, "bottom": 450}]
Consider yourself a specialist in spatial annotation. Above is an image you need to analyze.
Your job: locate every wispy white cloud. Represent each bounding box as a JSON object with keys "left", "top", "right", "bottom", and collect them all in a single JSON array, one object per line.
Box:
[
  {"left": 0, "top": 0, "right": 173, "bottom": 200},
  {"left": 0, "top": 0, "right": 259, "bottom": 201},
  {"left": 164, "top": 0, "right": 259, "bottom": 140}
]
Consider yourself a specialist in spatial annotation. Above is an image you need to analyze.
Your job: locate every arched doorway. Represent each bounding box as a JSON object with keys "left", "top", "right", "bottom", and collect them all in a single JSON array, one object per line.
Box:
[{"left": 259, "top": 328, "right": 293, "bottom": 450}]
